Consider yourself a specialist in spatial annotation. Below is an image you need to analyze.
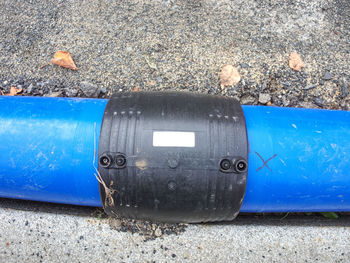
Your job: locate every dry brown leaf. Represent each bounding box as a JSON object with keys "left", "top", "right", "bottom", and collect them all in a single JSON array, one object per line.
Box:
[
  {"left": 219, "top": 64, "right": 241, "bottom": 88},
  {"left": 51, "top": 51, "right": 78, "bottom": 70},
  {"left": 289, "top": 52, "right": 305, "bottom": 71},
  {"left": 4, "top": 86, "right": 23, "bottom": 96}
]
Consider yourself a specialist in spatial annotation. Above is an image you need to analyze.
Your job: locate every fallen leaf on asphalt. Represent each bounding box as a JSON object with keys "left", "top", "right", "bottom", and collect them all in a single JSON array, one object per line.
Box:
[
  {"left": 289, "top": 52, "right": 305, "bottom": 71},
  {"left": 219, "top": 64, "right": 241, "bottom": 88},
  {"left": 3, "top": 86, "right": 23, "bottom": 96},
  {"left": 51, "top": 51, "right": 78, "bottom": 70}
]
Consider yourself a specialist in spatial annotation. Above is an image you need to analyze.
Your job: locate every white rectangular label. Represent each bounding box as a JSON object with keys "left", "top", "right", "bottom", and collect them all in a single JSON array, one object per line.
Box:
[{"left": 152, "top": 131, "right": 195, "bottom": 147}]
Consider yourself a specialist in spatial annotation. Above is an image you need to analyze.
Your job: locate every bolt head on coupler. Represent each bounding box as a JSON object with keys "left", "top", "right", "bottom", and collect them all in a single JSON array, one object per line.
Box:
[{"left": 98, "top": 92, "right": 248, "bottom": 223}]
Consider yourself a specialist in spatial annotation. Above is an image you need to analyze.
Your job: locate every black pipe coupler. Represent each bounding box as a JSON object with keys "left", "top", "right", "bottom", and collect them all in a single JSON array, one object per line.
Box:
[{"left": 98, "top": 92, "right": 248, "bottom": 223}]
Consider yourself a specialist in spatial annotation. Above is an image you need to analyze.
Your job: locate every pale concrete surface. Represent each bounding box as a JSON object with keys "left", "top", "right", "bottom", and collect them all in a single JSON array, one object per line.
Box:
[{"left": 1, "top": 199, "right": 350, "bottom": 263}]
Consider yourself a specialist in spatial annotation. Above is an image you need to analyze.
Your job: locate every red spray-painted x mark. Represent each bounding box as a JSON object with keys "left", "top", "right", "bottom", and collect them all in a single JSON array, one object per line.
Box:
[{"left": 255, "top": 152, "right": 277, "bottom": 172}]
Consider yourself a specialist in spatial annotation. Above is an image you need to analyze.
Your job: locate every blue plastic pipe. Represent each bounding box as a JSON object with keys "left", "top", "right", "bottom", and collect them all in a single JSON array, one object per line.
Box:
[
  {"left": 0, "top": 96, "right": 107, "bottom": 206},
  {"left": 241, "top": 106, "right": 350, "bottom": 212},
  {"left": 0, "top": 96, "right": 350, "bottom": 212}
]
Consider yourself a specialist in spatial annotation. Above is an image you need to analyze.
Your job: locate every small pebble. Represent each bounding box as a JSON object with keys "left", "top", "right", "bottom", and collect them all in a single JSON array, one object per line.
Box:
[
  {"left": 258, "top": 93, "right": 271, "bottom": 104},
  {"left": 240, "top": 95, "right": 255, "bottom": 105},
  {"left": 110, "top": 219, "right": 122, "bottom": 230},
  {"left": 323, "top": 72, "right": 332, "bottom": 81},
  {"left": 45, "top": 91, "right": 62, "bottom": 97},
  {"left": 65, "top": 88, "right": 78, "bottom": 97},
  {"left": 341, "top": 82, "right": 348, "bottom": 98},
  {"left": 154, "top": 228, "right": 162, "bottom": 237},
  {"left": 100, "top": 86, "right": 107, "bottom": 94},
  {"left": 80, "top": 81, "right": 100, "bottom": 97},
  {"left": 304, "top": 84, "right": 317, "bottom": 90},
  {"left": 314, "top": 97, "right": 324, "bottom": 107},
  {"left": 27, "top": 84, "right": 33, "bottom": 93}
]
